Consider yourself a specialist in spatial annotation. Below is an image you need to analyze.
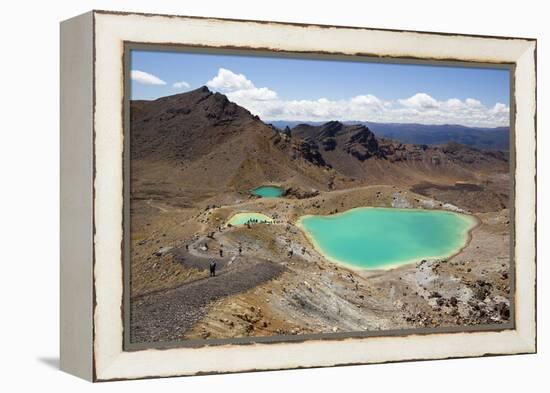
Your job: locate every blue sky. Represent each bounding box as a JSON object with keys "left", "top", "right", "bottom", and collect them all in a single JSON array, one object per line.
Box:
[{"left": 130, "top": 49, "right": 510, "bottom": 127}]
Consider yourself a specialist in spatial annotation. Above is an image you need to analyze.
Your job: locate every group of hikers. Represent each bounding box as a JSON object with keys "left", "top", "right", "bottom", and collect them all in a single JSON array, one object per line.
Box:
[
  {"left": 185, "top": 234, "right": 300, "bottom": 278},
  {"left": 205, "top": 242, "right": 243, "bottom": 277},
  {"left": 245, "top": 218, "right": 265, "bottom": 224},
  {"left": 245, "top": 218, "right": 274, "bottom": 228}
]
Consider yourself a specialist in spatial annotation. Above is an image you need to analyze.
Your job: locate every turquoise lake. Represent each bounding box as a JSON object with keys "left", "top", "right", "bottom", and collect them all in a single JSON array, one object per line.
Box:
[
  {"left": 251, "top": 185, "right": 284, "bottom": 198},
  {"left": 298, "top": 207, "right": 477, "bottom": 270}
]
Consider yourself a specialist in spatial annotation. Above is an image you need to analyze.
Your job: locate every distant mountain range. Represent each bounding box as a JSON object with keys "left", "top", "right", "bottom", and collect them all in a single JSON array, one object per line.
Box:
[
  {"left": 130, "top": 87, "right": 509, "bottom": 203},
  {"left": 270, "top": 121, "right": 510, "bottom": 152},
  {"left": 289, "top": 120, "right": 508, "bottom": 183}
]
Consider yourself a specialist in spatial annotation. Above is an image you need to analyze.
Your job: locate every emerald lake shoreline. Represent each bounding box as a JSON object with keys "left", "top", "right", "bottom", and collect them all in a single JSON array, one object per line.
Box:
[{"left": 296, "top": 206, "right": 479, "bottom": 271}]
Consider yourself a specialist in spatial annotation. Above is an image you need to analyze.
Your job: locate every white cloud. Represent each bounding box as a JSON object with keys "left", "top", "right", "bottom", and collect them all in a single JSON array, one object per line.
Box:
[
  {"left": 173, "top": 81, "right": 191, "bottom": 90},
  {"left": 350, "top": 94, "right": 385, "bottom": 108},
  {"left": 227, "top": 87, "right": 278, "bottom": 101},
  {"left": 445, "top": 98, "right": 463, "bottom": 109},
  {"left": 491, "top": 102, "right": 509, "bottom": 114},
  {"left": 398, "top": 93, "right": 440, "bottom": 109},
  {"left": 131, "top": 70, "right": 166, "bottom": 85},
  {"left": 207, "top": 68, "right": 278, "bottom": 107},
  {"left": 207, "top": 68, "right": 255, "bottom": 91},
  {"left": 465, "top": 98, "right": 482, "bottom": 107},
  {"left": 203, "top": 69, "right": 509, "bottom": 127}
]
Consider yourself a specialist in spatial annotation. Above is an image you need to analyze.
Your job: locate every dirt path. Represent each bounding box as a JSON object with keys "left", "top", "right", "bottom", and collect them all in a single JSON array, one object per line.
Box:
[{"left": 130, "top": 258, "right": 285, "bottom": 343}]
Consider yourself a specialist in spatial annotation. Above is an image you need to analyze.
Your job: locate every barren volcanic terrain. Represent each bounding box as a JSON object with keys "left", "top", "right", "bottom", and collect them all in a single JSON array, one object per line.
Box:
[{"left": 128, "top": 87, "right": 511, "bottom": 344}]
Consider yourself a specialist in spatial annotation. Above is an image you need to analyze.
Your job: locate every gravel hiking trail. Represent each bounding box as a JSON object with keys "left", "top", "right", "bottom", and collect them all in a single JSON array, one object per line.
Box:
[{"left": 130, "top": 257, "right": 285, "bottom": 343}]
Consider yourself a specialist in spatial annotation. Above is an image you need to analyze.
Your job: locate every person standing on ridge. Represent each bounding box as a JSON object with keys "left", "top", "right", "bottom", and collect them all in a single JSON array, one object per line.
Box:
[{"left": 209, "top": 259, "right": 217, "bottom": 277}]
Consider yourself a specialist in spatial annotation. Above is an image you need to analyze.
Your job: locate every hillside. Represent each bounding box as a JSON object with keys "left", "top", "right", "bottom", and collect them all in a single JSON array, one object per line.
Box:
[
  {"left": 291, "top": 121, "right": 508, "bottom": 185},
  {"left": 130, "top": 86, "right": 335, "bottom": 206}
]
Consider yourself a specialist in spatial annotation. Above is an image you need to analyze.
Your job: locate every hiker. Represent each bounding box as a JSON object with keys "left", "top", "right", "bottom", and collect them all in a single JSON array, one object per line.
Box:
[
  {"left": 219, "top": 244, "right": 223, "bottom": 257},
  {"left": 209, "top": 260, "right": 217, "bottom": 277},
  {"left": 238, "top": 243, "right": 242, "bottom": 255}
]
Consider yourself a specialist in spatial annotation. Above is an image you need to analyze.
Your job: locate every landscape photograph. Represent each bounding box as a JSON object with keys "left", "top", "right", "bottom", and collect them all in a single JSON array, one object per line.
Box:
[{"left": 127, "top": 49, "right": 513, "bottom": 346}]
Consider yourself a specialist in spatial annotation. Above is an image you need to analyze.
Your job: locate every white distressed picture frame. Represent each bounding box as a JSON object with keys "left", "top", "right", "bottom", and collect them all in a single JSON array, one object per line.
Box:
[{"left": 60, "top": 10, "right": 536, "bottom": 381}]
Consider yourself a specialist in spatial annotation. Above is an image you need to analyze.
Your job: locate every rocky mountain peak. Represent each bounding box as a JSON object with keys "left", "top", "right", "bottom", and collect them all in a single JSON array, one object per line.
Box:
[
  {"left": 318, "top": 121, "right": 345, "bottom": 138},
  {"left": 197, "top": 85, "right": 211, "bottom": 94},
  {"left": 344, "top": 125, "right": 383, "bottom": 161}
]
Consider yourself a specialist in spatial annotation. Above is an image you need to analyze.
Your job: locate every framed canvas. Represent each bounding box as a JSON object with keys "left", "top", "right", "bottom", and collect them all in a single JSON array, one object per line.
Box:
[{"left": 60, "top": 10, "right": 537, "bottom": 381}]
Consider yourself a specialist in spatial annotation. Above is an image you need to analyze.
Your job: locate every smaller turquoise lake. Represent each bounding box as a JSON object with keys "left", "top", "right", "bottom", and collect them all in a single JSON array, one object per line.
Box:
[
  {"left": 298, "top": 207, "right": 477, "bottom": 270},
  {"left": 251, "top": 185, "right": 284, "bottom": 198}
]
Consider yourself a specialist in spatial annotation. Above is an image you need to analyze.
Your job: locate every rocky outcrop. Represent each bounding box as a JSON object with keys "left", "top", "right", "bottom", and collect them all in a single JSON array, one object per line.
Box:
[
  {"left": 343, "top": 126, "right": 384, "bottom": 161},
  {"left": 321, "top": 138, "right": 337, "bottom": 151},
  {"left": 294, "top": 140, "right": 329, "bottom": 168},
  {"left": 283, "top": 187, "right": 320, "bottom": 199}
]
